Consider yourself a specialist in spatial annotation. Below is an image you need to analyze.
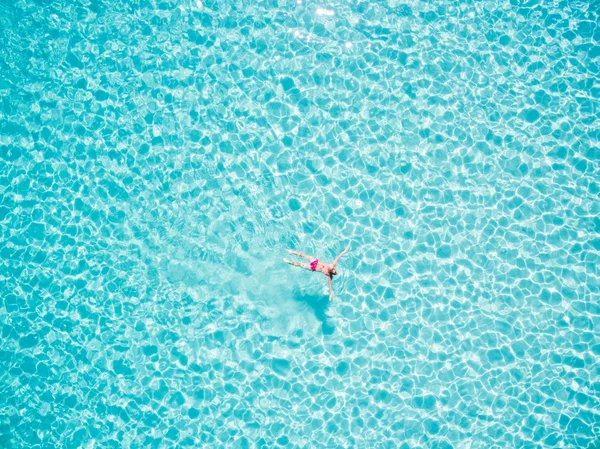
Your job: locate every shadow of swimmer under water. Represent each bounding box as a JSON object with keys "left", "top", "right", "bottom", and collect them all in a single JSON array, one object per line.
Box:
[{"left": 292, "top": 288, "right": 335, "bottom": 335}]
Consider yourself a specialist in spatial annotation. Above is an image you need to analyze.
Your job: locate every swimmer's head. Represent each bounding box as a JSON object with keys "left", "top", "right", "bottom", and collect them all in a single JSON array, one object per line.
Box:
[{"left": 329, "top": 267, "right": 338, "bottom": 276}]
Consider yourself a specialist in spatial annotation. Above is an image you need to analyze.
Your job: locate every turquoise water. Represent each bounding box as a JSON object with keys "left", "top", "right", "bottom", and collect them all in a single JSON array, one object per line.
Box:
[{"left": 1, "top": 0, "right": 599, "bottom": 447}]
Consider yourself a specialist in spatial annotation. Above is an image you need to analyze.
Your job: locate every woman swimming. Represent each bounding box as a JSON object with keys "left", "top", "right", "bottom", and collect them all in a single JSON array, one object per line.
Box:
[{"left": 284, "top": 245, "right": 350, "bottom": 300}]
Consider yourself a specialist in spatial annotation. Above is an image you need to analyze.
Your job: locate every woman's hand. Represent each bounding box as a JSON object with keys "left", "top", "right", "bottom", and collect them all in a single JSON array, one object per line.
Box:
[{"left": 332, "top": 244, "right": 350, "bottom": 268}]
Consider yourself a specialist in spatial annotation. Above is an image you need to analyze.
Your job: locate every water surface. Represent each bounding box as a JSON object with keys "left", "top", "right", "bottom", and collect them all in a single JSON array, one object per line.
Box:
[{"left": 1, "top": 0, "right": 599, "bottom": 447}]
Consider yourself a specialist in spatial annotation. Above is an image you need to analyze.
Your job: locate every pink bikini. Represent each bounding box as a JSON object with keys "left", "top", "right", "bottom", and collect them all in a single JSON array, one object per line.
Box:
[{"left": 310, "top": 259, "right": 319, "bottom": 271}]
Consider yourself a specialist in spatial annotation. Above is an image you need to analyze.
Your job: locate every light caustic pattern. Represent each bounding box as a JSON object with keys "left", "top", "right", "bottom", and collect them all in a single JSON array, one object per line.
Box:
[{"left": 0, "top": 0, "right": 599, "bottom": 447}]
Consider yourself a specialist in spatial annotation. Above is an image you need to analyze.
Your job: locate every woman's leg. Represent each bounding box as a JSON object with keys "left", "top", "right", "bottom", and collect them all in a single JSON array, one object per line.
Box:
[
  {"left": 286, "top": 249, "right": 314, "bottom": 262},
  {"left": 283, "top": 259, "right": 311, "bottom": 270}
]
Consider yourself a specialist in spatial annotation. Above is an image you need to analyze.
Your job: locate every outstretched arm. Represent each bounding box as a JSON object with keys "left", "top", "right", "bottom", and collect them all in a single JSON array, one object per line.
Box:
[
  {"left": 286, "top": 249, "right": 314, "bottom": 262},
  {"left": 328, "top": 276, "right": 334, "bottom": 301},
  {"left": 332, "top": 244, "right": 350, "bottom": 268}
]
